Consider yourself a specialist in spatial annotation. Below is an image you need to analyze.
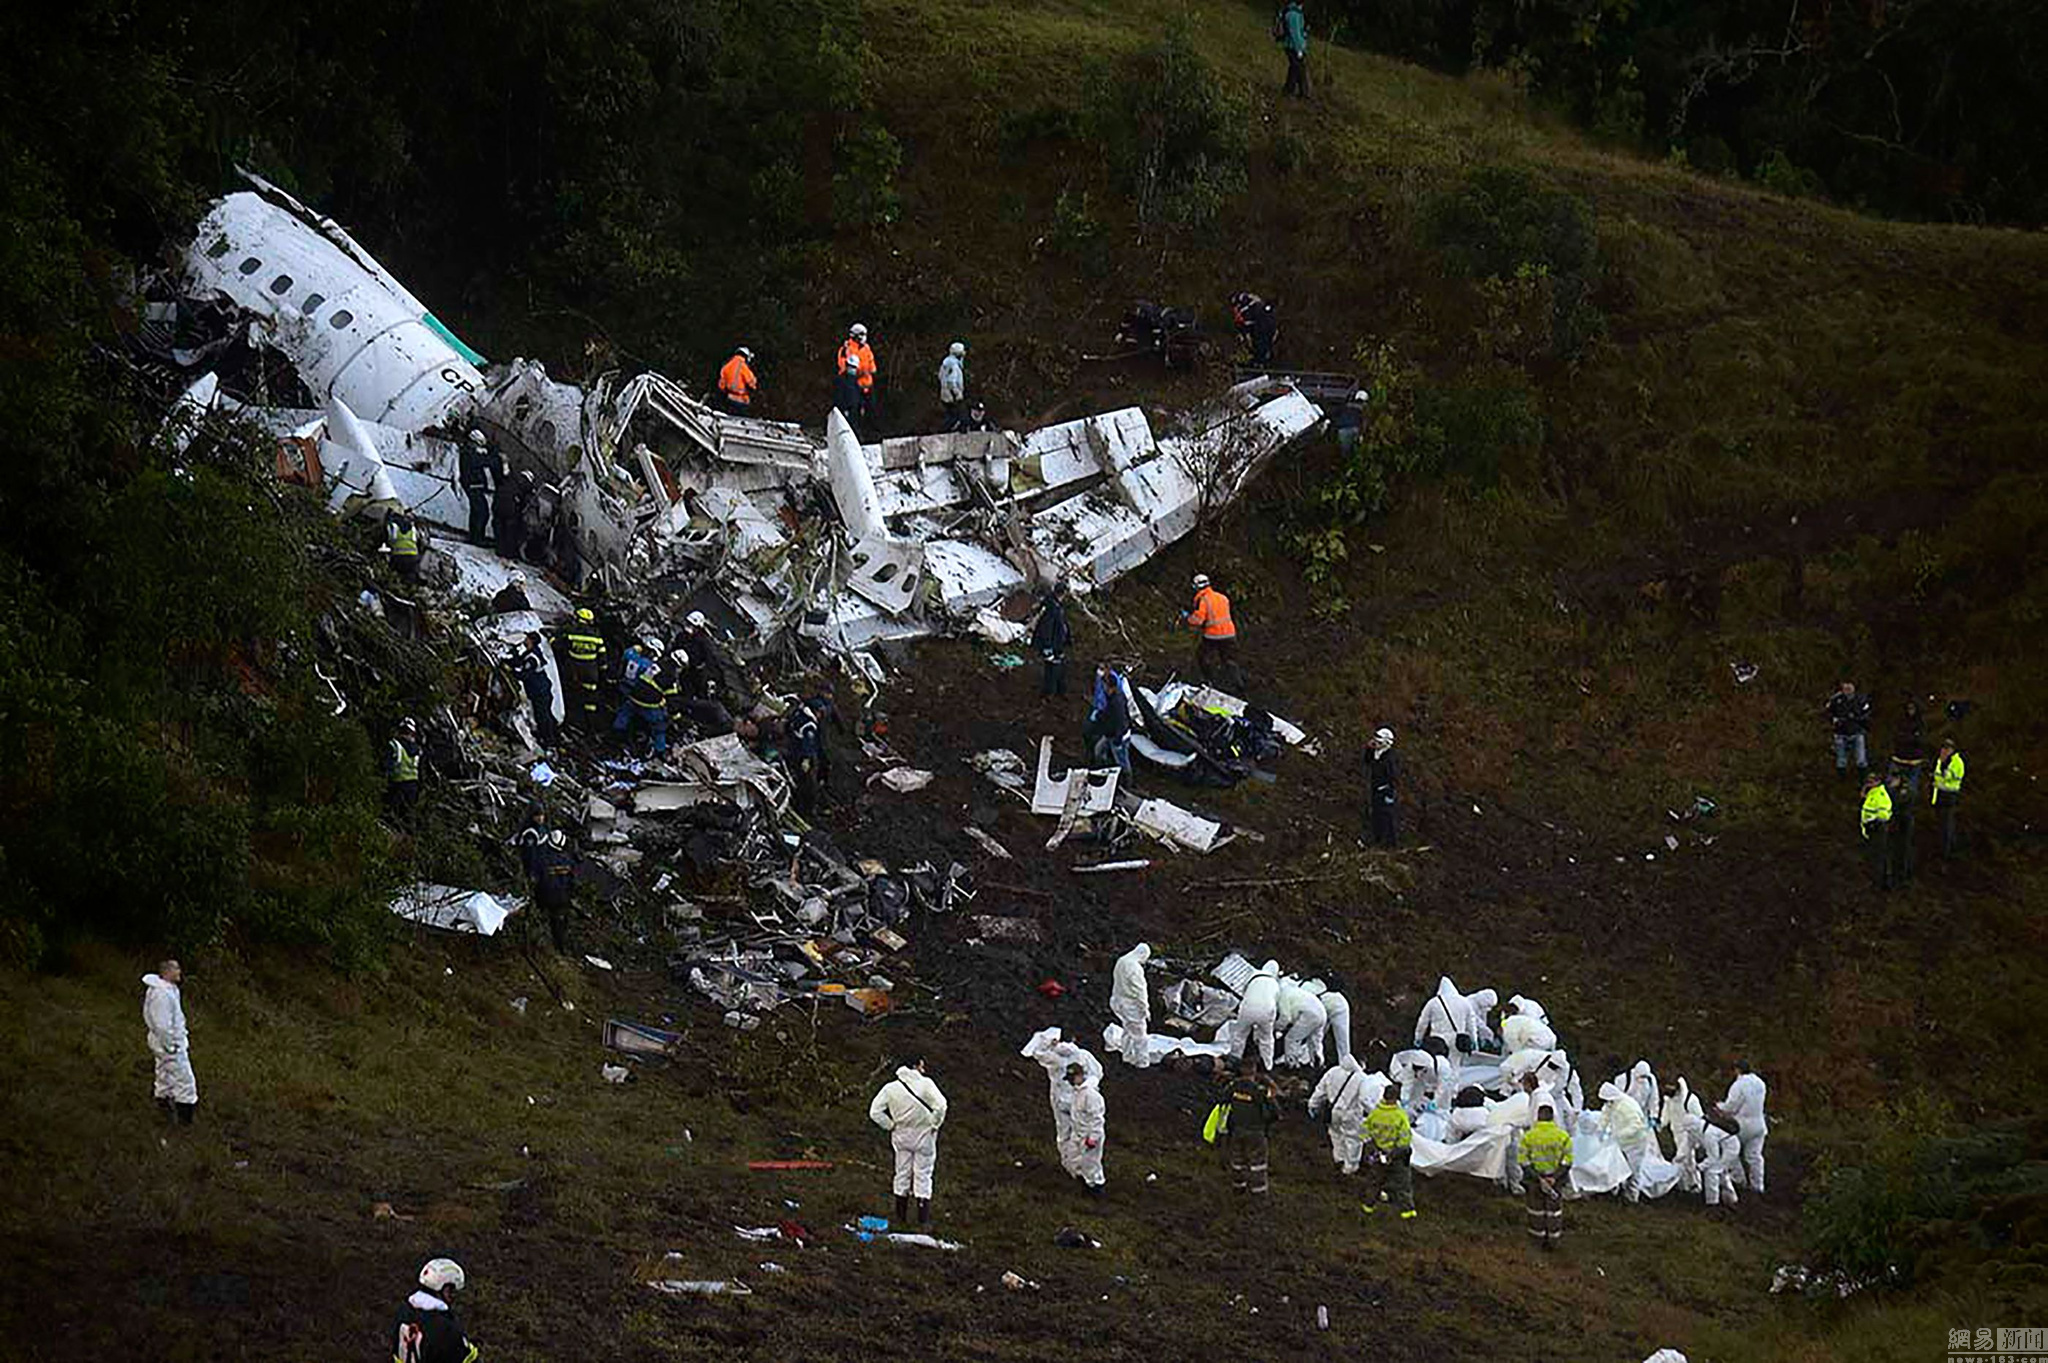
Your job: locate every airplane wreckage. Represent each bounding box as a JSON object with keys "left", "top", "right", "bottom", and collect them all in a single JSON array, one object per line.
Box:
[{"left": 158, "top": 175, "right": 1327, "bottom": 657}]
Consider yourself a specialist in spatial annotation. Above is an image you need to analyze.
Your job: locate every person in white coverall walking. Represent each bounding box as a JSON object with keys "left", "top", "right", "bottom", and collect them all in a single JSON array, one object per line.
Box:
[
  {"left": 142, "top": 960, "right": 198, "bottom": 1124},
  {"left": 1109, "top": 943, "right": 1153, "bottom": 1067},
  {"left": 1715, "top": 1060, "right": 1769, "bottom": 1193},
  {"left": 1060, "top": 1063, "right": 1107, "bottom": 1196},
  {"left": 870, "top": 1057, "right": 948, "bottom": 1226},
  {"left": 1307, "top": 1054, "right": 1381, "bottom": 1174}
]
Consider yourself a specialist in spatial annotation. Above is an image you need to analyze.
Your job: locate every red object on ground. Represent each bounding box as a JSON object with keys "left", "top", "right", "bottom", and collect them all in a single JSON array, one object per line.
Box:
[{"left": 1037, "top": 979, "right": 1066, "bottom": 998}]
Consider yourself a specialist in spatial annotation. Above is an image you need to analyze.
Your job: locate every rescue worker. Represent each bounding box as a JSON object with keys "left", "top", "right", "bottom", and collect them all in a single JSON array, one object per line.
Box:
[
  {"left": 1661, "top": 1079, "right": 1706, "bottom": 1194},
  {"left": 1182, "top": 573, "right": 1242, "bottom": 690},
  {"left": 1030, "top": 586, "right": 1071, "bottom": 698},
  {"left": 1276, "top": 0, "right": 1309, "bottom": 97},
  {"left": 838, "top": 323, "right": 877, "bottom": 429},
  {"left": 1217, "top": 1058, "right": 1280, "bottom": 1195},
  {"left": 528, "top": 828, "right": 578, "bottom": 952},
  {"left": 1519, "top": 1104, "right": 1573, "bottom": 1249},
  {"left": 1931, "top": 737, "right": 1965, "bottom": 858},
  {"left": 1062, "top": 1063, "right": 1108, "bottom": 1196},
  {"left": 1301, "top": 977, "right": 1354, "bottom": 1062},
  {"left": 489, "top": 571, "right": 531, "bottom": 614},
  {"left": 559, "top": 609, "right": 605, "bottom": 732},
  {"left": 869, "top": 1057, "right": 947, "bottom": 1227},
  {"left": 1713, "top": 1061, "right": 1769, "bottom": 1194},
  {"left": 492, "top": 465, "right": 528, "bottom": 559},
  {"left": 1360, "top": 1088, "right": 1417, "bottom": 1218},
  {"left": 393, "top": 1258, "right": 477, "bottom": 1363},
  {"left": 1277, "top": 975, "right": 1329, "bottom": 1068},
  {"left": 512, "top": 805, "right": 550, "bottom": 880},
  {"left": 142, "top": 960, "right": 198, "bottom": 1125},
  {"left": 386, "top": 511, "right": 424, "bottom": 583},
  {"left": 1109, "top": 942, "right": 1153, "bottom": 1067},
  {"left": 1698, "top": 1114, "right": 1744, "bottom": 1209},
  {"left": 1307, "top": 1054, "right": 1375, "bottom": 1175},
  {"left": 962, "top": 401, "right": 996, "bottom": 432},
  {"left": 1225, "top": 959, "right": 1281, "bottom": 1071},
  {"left": 833, "top": 352, "right": 866, "bottom": 430},
  {"left": 1860, "top": 772, "right": 1894, "bottom": 889},
  {"left": 717, "top": 345, "right": 759, "bottom": 414},
  {"left": 459, "top": 427, "right": 500, "bottom": 546},
  {"left": 938, "top": 341, "right": 967, "bottom": 430},
  {"left": 1024, "top": 1028, "right": 1101, "bottom": 1153},
  {"left": 785, "top": 695, "right": 834, "bottom": 816},
  {"left": 1231, "top": 292, "right": 1279, "bottom": 365},
  {"left": 614, "top": 639, "right": 678, "bottom": 757},
  {"left": 1086, "top": 662, "right": 1134, "bottom": 775},
  {"left": 510, "top": 631, "right": 558, "bottom": 747},
  {"left": 1599, "top": 1080, "right": 1652, "bottom": 1203},
  {"left": 1365, "top": 726, "right": 1400, "bottom": 846},
  {"left": 387, "top": 718, "right": 423, "bottom": 819},
  {"left": 1825, "top": 680, "right": 1872, "bottom": 778}
]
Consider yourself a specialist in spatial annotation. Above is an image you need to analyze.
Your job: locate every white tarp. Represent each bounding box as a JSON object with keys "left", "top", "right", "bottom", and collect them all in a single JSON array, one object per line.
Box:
[
  {"left": 1103, "top": 1022, "right": 1233, "bottom": 1062},
  {"left": 391, "top": 883, "right": 521, "bottom": 935}
]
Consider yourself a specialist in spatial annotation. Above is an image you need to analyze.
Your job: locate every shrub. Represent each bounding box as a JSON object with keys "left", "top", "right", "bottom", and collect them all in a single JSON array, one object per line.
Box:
[
  {"left": 1095, "top": 22, "right": 1250, "bottom": 230},
  {"left": 1424, "top": 163, "right": 1604, "bottom": 358}
]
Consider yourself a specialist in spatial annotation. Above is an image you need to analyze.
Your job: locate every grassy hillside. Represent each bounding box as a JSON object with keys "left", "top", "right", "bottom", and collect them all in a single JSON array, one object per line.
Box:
[{"left": 4, "top": 0, "right": 2048, "bottom": 1359}]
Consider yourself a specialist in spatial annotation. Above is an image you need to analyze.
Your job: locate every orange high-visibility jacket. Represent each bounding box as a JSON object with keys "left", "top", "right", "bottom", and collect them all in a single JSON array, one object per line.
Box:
[
  {"left": 838, "top": 339, "right": 877, "bottom": 391},
  {"left": 1185, "top": 586, "right": 1236, "bottom": 639},
  {"left": 718, "top": 353, "right": 758, "bottom": 404}
]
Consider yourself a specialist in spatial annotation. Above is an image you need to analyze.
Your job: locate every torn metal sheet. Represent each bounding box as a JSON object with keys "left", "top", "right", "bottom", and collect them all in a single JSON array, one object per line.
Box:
[
  {"left": 440, "top": 542, "right": 573, "bottom": 618},
  {"left": 846, "top": 537, "right": 926, "bottom": 616},
  {"left": 1129, "top": 797, "right": 1233, "bottom": 854},
  {"left": 391, "top": 883, "right": 521, "bottom": 935},
  {"left": 1031, "top": 737, "right": 1120, "bottom": 817}
]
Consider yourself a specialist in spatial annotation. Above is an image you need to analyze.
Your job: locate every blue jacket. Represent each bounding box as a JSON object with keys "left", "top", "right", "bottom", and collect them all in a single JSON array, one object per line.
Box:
[{"left": 1280, "top": 3, "right": 1308, "bottom": 56}]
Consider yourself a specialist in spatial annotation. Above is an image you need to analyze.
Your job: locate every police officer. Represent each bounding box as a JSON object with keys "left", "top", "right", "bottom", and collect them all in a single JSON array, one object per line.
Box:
[
  {"left": 1930, "top": 738, "right": 1966, "bottom": 858},
  {"left": 1860, "top": 771, "right": 1894, "bottom": 889},
  {"left": 386, "top": 512, "right": 424, "bottom": 584},
  {"left": 1364, "top": 726, "right": 1400, "bottom": 846},
  {"left": 785, "top": 695, "right": 834, "bottom": 816},
  {"left": 387, "top": 718, "right": 423, "bottom": 819},
  {"left": 510, "top": 631, "right": 558, "bottom": 747},
  {"left": 528, "top": 828, "right": 579, "bottom": 951}
]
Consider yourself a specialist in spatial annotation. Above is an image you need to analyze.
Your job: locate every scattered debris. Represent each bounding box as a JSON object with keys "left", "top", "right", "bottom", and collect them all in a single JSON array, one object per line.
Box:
[
  {"left": 1730, "top": 661, "right": 1759, "bottom": 685},
  {"left": 604, "top": 1019, "right": 683, "bottom": 1057},
  {"left": 600, "top": 1064, "right": 631, "bottom": 1084},
  {"left": 870, "top": 767, "right": 935, "bottom": 793},
  {"left": 746, "top": 1160, "right": 835, "bottom": 1171},
  {"left": 1001, "top": 1270, "right": 1041, "bottom": 1290},
  {"left": 584, "top": 955, "right": 614, "bottom": 971},
  {"left": 1074, "top": 859, "right": 1152, "bottom": 874},
  {"left": 1053, "top": 1227, "right": 1102, "bottom": 1249},
  {"left": 646, "top": 1278, "right": 753, "bottom": 1297},
  {"left": 962, "top": 826, "right": 1015, "bottom": 860},
  {"left": 390, "top": 883, "right": 521, "bottom": 935},
  {"left": 972, "top": 915, "right": 1045, "bottom": 944}
]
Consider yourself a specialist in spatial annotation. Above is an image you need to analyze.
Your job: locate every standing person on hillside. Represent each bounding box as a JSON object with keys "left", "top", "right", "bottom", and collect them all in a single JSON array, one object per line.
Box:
[
  {"left": 1931, "top": 737, "right": 1966, "bottom": 859},
  {"left": 1713, "top": 1061, "right": 1769, "bottom": 1195},
  {"left": 1307, "top": 1053, "right": 1376, "bottom": 1176},
  {"left": 1860, "top": 771, "right": 1893, "bottom": 889},
  {"left": 558, "top": 608, "right": 605, "bottom": 733},
  {"left": 528, "top": 828, "right": 579, "bottom": 952},
  {"left": 1030, "top": 585, "right": 1071, "bottom": 699},
  {"left": 1519, "top": 1104, "right": 1573, "bottom": 1249},
  {"left": 833, "top": 351, "right": 865, "bottom": 432},
  {"left": 1359, "top": 1088, "right": 1417, "bottom": 1219},
  {"left": 387, "top": 717, "right": 424, "bottom": 820},
  {"left": 937, "top": 341, "right": 968, "bottom": 431},
  {"left": 1888, "top": 700, "right": 1926, "bottom": 882},
  {"left": 869, "top": 1057, "right": 948, "bottom": 1227},
  {"left": 385, "top": 511, "right": 425, "bottom": 584},
  {"left": 838, "top": 323, "right": 877, "bottom": 431},
  {"left": 962, "top": 401, "right": 997, "bottom": 432},
  {"left": 1087, "top": 661, "right": 1135, "bottom": 775},
  {"left": 1217, "top": 1058, "right": 1281, "bottom": 1195},
  {"left": 510, "top": 630, "right": 558, "bottom": 748},
  {"left": 393, "top": 1258, "right": 477, "bottom": 1363},
  {"left": 1061, "top": 1062, "right": 1109, "bottom": 1197},
  {"left": 1182, "top": 573, "right": 1243, "bottom": 690},
  {"left": 1825, "top": 680, "right": 1872, "bottom": 779},
  {"left": 1364, "top": 726, "right": 1401, "bottom": 846},
  {"left": 1231, "top": 291, "right": 1280, "bottom": 364},
  {"left": 1275, "top": 0, "right": 1310, "bottom": 97},
  {"left": 717, "top": 345, "right": 758, "bottom": 415},
  {"left": 1109, "top": 942, "right": 1153, "bottom": 1067},
  {"left": 142, "top": 961, "right": 198, "bottom": 1125}
]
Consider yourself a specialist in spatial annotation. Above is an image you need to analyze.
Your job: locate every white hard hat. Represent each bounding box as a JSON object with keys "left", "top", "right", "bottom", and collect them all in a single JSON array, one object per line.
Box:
[
  {"left": 1353, "top": 389, "right": 1370, "bottom": 403},
  {"left": 737, "top": 346, "right": 754, "bottom": 360},
  {"left": 1375, "top": 727, "right": 1395, "bottom": 746},
  {"left": 547, "top": 829, "right": 567, "bottom": 850},
  {"left": 948, "top": 341, "right": 966, "bottom": 357},
  {"left": 1191, "top": 573, "right": 1211, "bottom": 589},
  {"left": 509, "top": 570, "right": 526, "bottom": 585},
  {"left": 419, "top": 1259, "right": 466, "bottom": 1292},
  {"left": 642, "top": 636, "right": 665, "bottom": 657},
  {"left": 467, "top": 428, "right": 487, "bottom": 447},
  {"left": 843, "top": 352, "right": 861, "bottom": 373},
  {"left": 850, "top": 323, "right": 868, "bottom": 339},
  {"left": 686, "top": 610, "right": 709, "bottom": 629}
]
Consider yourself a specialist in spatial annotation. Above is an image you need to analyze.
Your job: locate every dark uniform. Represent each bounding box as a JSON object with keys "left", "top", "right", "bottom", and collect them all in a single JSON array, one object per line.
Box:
[
  {"left": 614, "top": 653, "right": 678, "bottom": 756},
  {"left": 1217, "top": 1069, "right": 1280, "bottom": 1195},
  {"left": 1029, "top": 591, "right": 1071, "bottom": 698},
  {"left": 559, "top": 612, "right": 605, "bottom": 732},
  {"left": 393, "top": 1290, "right": 476, "bottom": 1363},
  {"left": 529, "top": 834, "right": 579, "bottom": 952},
  {"left": 511, "top": 637, "right": 558, "bottom": 746},
  {"left": 459, "top": 435, "right": 501, "bottom": 547},
  {"left": 786, "top": 697, "right": 833, "bottom": 816},
  {"left": 1365, "top": 741, "right": 1401, "bottom": 846}
]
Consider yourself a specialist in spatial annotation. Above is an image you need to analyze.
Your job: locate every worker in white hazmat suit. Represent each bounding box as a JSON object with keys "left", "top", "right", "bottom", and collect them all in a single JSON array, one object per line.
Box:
[
  {"left": 142, "top": 961, "right": 199, "bottom": 1124},
  {"left": 869, "top": 1057, "right": 948, "bottom": 1227},
  {"left": 1413, "top": 977, "right": 1467, "bottom": 1051},
  {"left": 1300, "top": 978, "right": 1353, "bottom": 1062},
  {"left": 1599, "top": 1080, "right": 1653, "bottom": 1202},
  {"left": 1307, "top": 1054, "right": 1377, "bottom": 1174},
  {"left": 1228, "top": 960, "right": 1281, "bottom": 1070},
  {"left": 1466, "top": 988, "right": 1499, "bottom": 1050},
  {"left": 1697, "top": 1119, "right": 1743, "bottom": 1207},
  {"left": 1022, "top": 1028, "right": 1102, "bottom": 1152},
  {"left": 1277, "top": 976, "right": 1329, "bottom": 1068},
  {"left": 1501, "top": 995, "right": 1557, "bottom": 1054},
  {"left": 1059, "top": 1063, "right": 1108, "bottom": 1195},
  {"left": 1625, "top": 1060, "right": 1662, "bottom": 1134},
  {"left": 1715, "top": 1061, "right": 1769, "bottom": 1194},
  {"left": 1661, "top": 1079, "right": 1705, "bottom": 1193},
  {"left": 1108, "top": 943, "right": 1153, "bottom": 1067}
]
